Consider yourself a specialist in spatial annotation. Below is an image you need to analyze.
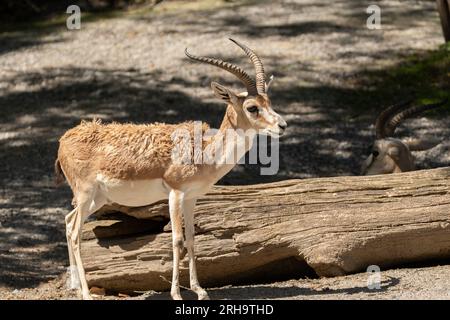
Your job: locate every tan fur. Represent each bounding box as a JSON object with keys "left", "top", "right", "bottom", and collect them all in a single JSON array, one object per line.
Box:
[{"left": 58, "top": 119, "right": 211, "bottom": 190}]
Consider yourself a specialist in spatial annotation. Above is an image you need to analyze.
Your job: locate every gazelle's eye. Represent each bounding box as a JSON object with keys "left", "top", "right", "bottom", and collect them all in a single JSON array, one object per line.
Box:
[
  {"left": 247, "top": 106, "right": 259, "bottom": 114},
  {"left": 372, "top": 150, "right": 379, "bottom": 157}
]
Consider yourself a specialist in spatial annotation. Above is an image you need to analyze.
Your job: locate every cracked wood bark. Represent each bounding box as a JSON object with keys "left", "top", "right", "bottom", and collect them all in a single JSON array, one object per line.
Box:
[{"left": 81, "top": 167, "right": 450, "bottom": 293}]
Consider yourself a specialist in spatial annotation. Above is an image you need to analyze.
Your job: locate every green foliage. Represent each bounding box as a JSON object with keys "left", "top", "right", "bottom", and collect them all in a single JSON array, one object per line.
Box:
[{"left": 367, "top": 43, "right": 450, "bottom": 114}]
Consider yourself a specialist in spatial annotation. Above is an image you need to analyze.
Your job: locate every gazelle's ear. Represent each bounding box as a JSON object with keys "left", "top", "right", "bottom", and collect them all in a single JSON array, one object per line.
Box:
[
  {"left": 387, "top": 146, "right": 400, "bottom": 160},
  {"left": 211, "top": 82, "right": 240, "bottom": 105},
  {"left": 265, "top": 75, "right": 274, "bottom": 93},
  {"left": 404, "top": 137, "right": 441, "bottom": 151}
]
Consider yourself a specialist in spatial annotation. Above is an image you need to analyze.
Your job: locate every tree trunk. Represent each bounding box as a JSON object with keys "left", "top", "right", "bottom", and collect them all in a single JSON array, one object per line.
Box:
[
  {"left": 437, "top": 0, "right": 450, "bottom": 42},
  {"left": 81, "top": 167, "right": 450, "bottom": 293}
]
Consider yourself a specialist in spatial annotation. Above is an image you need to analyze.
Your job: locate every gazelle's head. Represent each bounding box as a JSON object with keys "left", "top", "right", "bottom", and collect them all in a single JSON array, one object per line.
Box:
[
  {"left": 361, "top": 100, "right": 445, "bottom": 175},
  {"left": 185, "top": 38, "right": 287, "bottom": 138}
]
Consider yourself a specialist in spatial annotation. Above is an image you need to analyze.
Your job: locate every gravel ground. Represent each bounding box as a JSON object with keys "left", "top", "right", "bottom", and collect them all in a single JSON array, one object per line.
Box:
[
  {"left": 3, "top": 264, "right": 450, "bottom": 300},
  {"left": 0, "top": 0, "right": 449, "bottom": 299}
]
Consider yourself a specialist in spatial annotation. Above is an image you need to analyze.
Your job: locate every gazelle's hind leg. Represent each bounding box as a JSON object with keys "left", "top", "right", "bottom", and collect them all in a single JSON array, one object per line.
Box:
[
  {"left": 168, "top": 189, "right": 185, "bottom": 300},
  {"left": 65, "top": 208, "right": 79, "bottom": 289},
  {"left": 65, "top": 187, "right": 106, "bottom": 300},
  {"left": 183, "top": 198, "right": 209, "bottom": 300}
]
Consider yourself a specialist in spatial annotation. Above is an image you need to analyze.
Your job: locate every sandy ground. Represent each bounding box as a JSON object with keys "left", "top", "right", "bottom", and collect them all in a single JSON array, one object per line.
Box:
[
  {"left": 1, "top": 0, "right": 450, "bottom": 299},
  {"left": 3, "top": 264, "right": 450, "bottom": 300}
]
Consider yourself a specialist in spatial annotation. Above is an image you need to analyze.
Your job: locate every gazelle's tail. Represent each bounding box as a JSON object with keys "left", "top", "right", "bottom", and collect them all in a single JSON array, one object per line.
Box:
[{"left": 54, "top": 158, "right": 65, "bottom": 186}]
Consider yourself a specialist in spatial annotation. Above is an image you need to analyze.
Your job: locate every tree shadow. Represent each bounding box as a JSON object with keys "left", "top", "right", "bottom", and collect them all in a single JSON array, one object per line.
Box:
[
  {"left": 136, "top": 8, "right": 358, "bottom": 39},
  {"left": 0, "top": 34, "right": 65, "bottom": 56}
]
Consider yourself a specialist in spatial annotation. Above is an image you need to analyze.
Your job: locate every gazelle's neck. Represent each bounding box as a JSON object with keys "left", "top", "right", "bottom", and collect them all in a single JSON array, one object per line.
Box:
[{"left": 201, "top": 106, "right": 255, "bottom": 181}]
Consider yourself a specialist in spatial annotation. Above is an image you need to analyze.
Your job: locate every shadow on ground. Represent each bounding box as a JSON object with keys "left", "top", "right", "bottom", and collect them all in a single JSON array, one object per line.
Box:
[{"left": 143, "top": 276, "right": 400, "bottom": 300}]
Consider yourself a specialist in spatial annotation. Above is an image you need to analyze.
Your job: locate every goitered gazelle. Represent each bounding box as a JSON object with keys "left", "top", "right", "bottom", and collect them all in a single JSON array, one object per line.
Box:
[{"left": 55, "top": 38, "right": 287, "bottom": 300}]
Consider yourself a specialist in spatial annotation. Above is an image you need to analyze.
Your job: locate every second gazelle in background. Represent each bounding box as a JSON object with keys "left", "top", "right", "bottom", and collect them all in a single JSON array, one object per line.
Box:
[{"left": 361, "top": 100, "right": 446, "bottom": 175}]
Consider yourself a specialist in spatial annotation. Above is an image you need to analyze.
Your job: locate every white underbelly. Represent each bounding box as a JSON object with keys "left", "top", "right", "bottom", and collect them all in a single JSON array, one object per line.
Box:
[{"left": 97, "top": 175, "right": 169, "bottom": 207}]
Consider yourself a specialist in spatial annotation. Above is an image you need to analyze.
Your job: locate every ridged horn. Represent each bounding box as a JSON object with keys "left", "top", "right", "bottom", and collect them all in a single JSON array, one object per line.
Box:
[
  {"left": 375, "top": 100, "right": 414, "bottom": 139},
  {"left": 229, "top": 38, "right": 267, "bottom": 94},
  {"left": 385, "top": 99, "right": 448, "bottom": 136},
  {"left": 185, "top": 48, "right": 257, "bottom": 95}
]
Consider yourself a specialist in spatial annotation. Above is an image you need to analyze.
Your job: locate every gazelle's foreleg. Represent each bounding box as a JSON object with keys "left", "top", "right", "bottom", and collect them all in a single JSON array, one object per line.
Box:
[
  {"left": 168, "top": 189, "right": 185, "bottom": 300},
  {"left": 183, "top": 198, "right": 209, "bottom": 300}
]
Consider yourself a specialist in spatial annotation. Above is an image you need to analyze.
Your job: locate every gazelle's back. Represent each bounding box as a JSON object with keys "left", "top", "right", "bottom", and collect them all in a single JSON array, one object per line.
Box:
[{"left": 57, "top": 119, "right": 210, "bottom": 190}]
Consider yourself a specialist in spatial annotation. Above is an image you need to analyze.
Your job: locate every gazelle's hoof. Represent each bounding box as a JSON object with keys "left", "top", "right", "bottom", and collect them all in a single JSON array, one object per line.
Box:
[
  {"left": 197, "top": 289, "right": 209, "bottom": 300},
  {"left": 192, "top": 285, "right": 209, "bottom": 300},
  {"left": 82, "top": 292, "right": 94, "bottom": 300},
  {"left": 171, "top": 291, "right": 182, "bottom": 300}
]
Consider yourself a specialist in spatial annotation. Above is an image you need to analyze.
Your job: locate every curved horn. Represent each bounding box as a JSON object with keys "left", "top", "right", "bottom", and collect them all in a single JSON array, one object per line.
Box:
[
  {"left": 229, "top": 38, "right": 267, "bottom": 94},
  {"left": 385, "top": 99, "right": 448, "bottom": 136},
  {"left": 375, "top": 100, "right": 413, "bottom": 139},
  {"left": 185, "top": 48, "right": 257, "bottom": 95}
]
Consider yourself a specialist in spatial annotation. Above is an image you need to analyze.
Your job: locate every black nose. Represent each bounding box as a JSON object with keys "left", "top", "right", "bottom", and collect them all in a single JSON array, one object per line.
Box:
[{"left": 278, "top": 123, "right": 287, "bottom": 130}]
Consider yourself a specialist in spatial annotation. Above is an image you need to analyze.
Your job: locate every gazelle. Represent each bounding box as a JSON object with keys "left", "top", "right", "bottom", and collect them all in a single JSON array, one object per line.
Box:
[
  {"left": 55, "top": 38, "right": 287, "bottom": 300},
  {"left": 361, "top": 100, "right": 446, "bottom": 175}
]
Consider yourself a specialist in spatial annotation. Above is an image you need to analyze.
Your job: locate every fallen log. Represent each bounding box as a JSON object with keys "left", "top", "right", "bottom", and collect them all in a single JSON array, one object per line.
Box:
[{"left": 81, "top": 167, "right": 450, "bottom": 293}]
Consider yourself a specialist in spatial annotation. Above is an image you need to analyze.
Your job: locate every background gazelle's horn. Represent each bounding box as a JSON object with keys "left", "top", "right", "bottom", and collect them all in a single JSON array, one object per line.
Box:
[
  {"left": 384, "top": 99, "right": 448, "bottom": 137},
  {"left": 375, "top": 100, "right": 413, "bottom": 139}
]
